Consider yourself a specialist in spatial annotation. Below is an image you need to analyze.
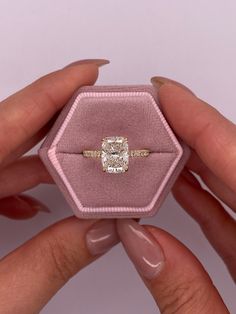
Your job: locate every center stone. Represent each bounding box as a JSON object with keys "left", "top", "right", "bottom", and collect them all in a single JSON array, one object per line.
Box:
[{"left": 101, "top": 136, "right": 129, "bottom": 173}]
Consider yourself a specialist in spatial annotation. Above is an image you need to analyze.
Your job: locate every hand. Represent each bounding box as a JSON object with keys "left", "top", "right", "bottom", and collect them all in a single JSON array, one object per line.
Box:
[
  {"left": 0, "top": 59, "right": 120, "bottom": 314},
  {"left": 117, "top": 78, "right": 235, "bottom": 314}
]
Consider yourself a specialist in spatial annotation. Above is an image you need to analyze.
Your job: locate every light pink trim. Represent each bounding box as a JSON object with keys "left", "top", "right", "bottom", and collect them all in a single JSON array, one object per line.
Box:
[{"left": 47, "top": 91, "right": 183, "bottom": 213}]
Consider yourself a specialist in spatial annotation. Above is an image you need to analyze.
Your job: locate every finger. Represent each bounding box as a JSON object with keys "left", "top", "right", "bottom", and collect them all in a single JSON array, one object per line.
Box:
[
  {"left": 151, "top": 78, "right": 236, "bottom": 194},
  {"left": 172, "top": 168, "right": 236, "bottom": 282},
  {"left": 0, "top": 194, "right": 49, "bottom": 219},
  {"left": 3, "top": 58, "right": 110, "bottom": 165},
  {"left": 187, "top": 150, "right": 236, "bottom": 212},
  {"left": 151, "top": 76, "right": 195, "bottom": 96},
  {"left": 152, "top": 77, "right": 236, "bottom": 210},
  {"left": 0, "top": 60, "right": 107, "bottom": 166},
  {"left": 117, "top": 219, "right": 229, "bottom": 314},
  {"left": 0, "top": 155, "right": 53, "bottom": 199},
  {"left": 0, "top": 217, "right": 119, "bottom": 313}
]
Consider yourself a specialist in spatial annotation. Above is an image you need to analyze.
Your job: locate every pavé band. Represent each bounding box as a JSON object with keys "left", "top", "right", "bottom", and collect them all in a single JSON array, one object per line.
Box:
[{"left": 83, "top": 149, "right": 149, "bottom": 158}]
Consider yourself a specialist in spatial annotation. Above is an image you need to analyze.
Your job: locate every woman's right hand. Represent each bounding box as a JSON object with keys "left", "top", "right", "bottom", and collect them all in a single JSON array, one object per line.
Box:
[{"left": 117, "top": 77, "right": 235, "bottom": 313}]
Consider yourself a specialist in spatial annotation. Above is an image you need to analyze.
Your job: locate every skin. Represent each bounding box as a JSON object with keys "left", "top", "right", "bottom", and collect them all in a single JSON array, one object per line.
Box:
[{"left": 0, "top": 64, "right": 234, "bottom": 313}]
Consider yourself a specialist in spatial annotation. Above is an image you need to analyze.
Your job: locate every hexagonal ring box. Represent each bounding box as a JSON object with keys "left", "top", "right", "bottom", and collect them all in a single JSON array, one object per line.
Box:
[{"left": 39, "top": 85, "right": 191, "bottom": 219}]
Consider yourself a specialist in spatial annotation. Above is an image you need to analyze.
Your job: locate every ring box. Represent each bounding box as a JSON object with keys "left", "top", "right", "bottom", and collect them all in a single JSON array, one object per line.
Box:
[{"left": 39, "top": 85, "right": 191, "bottom": 219}]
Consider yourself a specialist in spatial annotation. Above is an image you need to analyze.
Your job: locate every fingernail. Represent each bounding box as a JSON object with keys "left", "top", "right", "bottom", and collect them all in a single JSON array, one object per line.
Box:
[
  {"left": 151, "top": 76, "right": 195, "bottom": 95},
  {"left": 117, "top": 219, "right": 165, "bottom": 280},
  {"left": 180, "top": 168, "right": 201, "bottom": 188},
  {"left": 65, "top": 58, "right": 110, "bottom": 68},
  {"left": 18, "top": 195, "right": 51, "bottom": 213},
  {"left": 86, "top": 219, "right": 119, "bottom": 256},
  {"left": 31, "top": 203, "right": 51, "bottom": 213}
]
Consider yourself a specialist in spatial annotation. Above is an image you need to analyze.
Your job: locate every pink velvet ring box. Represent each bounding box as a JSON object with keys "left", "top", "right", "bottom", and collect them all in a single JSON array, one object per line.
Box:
[{"left": 38, "top": 85, "right": 191, "bottom": 219}]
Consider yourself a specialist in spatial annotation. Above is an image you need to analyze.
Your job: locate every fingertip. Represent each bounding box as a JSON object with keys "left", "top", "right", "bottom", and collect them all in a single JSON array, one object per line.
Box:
[
  {"left": 151, "top": 76, "right": 195, "bottom": 96},
  {"left": 19, "top": 195, "right": 51, "bottom": 213},
  {"left": 0, "top": 195, "right": 39, "bottom": 220},
  {"left": 116, "top": 219, "right": 165, "bottom": 280},
  {"left": 64, "top": 58, "right": 110, "bottom": 69},
  {"left": 86, "top": 219, "right": 119, "bottom": 256},
  {"left": 116, "top": 218, "right": 140, "bottom": 241},
  {"left": 0, "top": 194, "right": 51, "bottom": 220},
  {"left": 157, "top": 83, "right": 195, "bottom": 111},
  {"left": 61, "top": 62, "right": 99, "bottom": 86},
  {"left": 116, "top": 218, "right": 132, "bottom": 232}
]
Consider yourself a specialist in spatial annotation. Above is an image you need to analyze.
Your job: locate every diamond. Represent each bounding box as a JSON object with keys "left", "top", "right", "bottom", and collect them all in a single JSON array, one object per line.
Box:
[{"left": 101, "top": 136, "right": 129, "bottom": 173}]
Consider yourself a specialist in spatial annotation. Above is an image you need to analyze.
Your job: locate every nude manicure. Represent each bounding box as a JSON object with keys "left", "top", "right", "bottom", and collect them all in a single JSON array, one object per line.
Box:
[
  {"left": 117, "top": 219, "right": 165, "bottom": 280},
  {"left": 86, "top": 219, "right": 119, "bottom": 256},
  {"left": 151, "top": 76, "right": 195, "bottom": 95},
  {"left": 65, "top": 58, "right": 110, "bottom": 68}
]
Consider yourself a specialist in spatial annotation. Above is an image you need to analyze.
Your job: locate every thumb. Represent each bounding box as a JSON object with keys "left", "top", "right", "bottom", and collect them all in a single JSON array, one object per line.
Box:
[
  {"left": 0, "top": 217, "right": 119, "bottom": 314},
  {"left": 117, "top": 219, "right": 229, "bottom": 314}
]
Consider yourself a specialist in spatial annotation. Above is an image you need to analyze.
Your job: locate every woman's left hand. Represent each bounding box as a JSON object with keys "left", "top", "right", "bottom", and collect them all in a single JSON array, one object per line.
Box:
[{"left": 0, "top": 59, "right": 119, "bottom": 314}]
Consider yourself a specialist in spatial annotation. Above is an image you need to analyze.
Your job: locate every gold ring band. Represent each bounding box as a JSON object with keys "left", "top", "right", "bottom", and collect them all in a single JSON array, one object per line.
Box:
[{"left": 83, "top": 149, "right": 150, "bottom": 158}]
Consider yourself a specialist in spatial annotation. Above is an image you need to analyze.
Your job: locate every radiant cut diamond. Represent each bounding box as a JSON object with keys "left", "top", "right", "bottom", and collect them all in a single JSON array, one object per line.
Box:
[{"left": 101, "top": 136, "right": 129, "bottom": 173}]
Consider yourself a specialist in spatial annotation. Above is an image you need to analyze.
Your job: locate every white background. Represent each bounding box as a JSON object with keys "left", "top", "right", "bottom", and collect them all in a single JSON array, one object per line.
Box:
[{"left": 0, "top": 1, "right": 235, "bottom": 313}]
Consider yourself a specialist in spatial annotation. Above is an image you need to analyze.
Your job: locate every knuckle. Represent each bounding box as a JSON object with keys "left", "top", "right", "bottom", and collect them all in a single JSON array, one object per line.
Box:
[
  {"left": 40, "top": 87, "right": 60, "bottom": 112},
  {"left": 34, "top": 72, "right": 54, "bottom": 87},
  {"left": 33, "top": 75, "right": 60, "bottom": 112},
  {"left": 157, "top": 275, "right": 211, "bottom": 314},
  {"left": 38, "top": 232, "right": 80, "bottom": 283}
]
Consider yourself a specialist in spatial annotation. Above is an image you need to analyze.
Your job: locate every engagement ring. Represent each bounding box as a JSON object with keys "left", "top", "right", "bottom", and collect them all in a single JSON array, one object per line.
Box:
[{"left": 83, "top": 136, "right": 150, "bottom": 174}]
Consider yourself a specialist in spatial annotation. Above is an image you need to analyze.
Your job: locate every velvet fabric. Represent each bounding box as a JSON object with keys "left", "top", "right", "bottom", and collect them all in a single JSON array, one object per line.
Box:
[{"left": 39, "top": 85, "right": 190, "bottom": 218}]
